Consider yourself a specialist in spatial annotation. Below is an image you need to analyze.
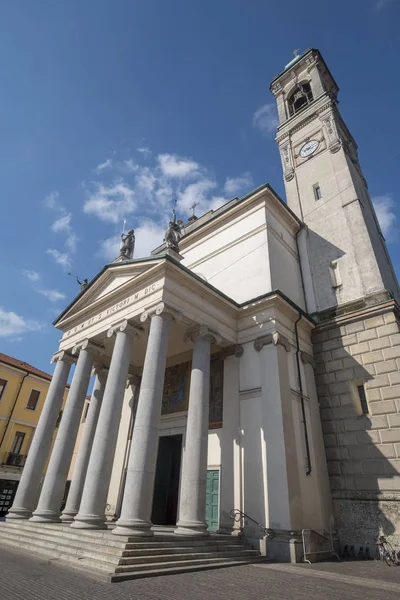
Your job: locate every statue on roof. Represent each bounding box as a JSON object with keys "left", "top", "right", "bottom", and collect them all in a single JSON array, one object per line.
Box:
[
  {"left": 120, "top": 229, "right": 135, "bottom": 259},
  {"left": 164, "top": 204, "right": 184, "bottom": 252}
]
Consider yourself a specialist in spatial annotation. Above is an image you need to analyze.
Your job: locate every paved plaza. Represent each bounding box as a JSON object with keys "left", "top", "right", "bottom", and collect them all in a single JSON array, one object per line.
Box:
[{"left": 1, "top": 546, "right": 400, "bottom": 600}]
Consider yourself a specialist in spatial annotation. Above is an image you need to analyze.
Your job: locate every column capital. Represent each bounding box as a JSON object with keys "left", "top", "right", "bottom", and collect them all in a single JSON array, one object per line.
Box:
[
  {"left": 72, "top": 339, "right": 104, "bottom": 357},
  {"left": 301, "top": 351, "right": 315, "bottom": 369},
  {"left": 50, "top": 350, "right": 75, "bottom": 365},
  {"left": 126, "top": 373, "right": 141, "bottom": 389},
  {"left": 107, "top": 319, "right": 140, "bottom": 339},
  {"left": 91, "top": 363, "right": 108, "bottom": 378},
  {"left": 184, "top": 325, "right": 222, "bottom": 345},
  {"left": 215, "top": 344, "right": 243, "bottom": 360},
  {"left": 140, "top": 302, "right": 182, "bottom": 324},
  {"left": 254, "top": 331, "right": 291, "bottom": 352}
]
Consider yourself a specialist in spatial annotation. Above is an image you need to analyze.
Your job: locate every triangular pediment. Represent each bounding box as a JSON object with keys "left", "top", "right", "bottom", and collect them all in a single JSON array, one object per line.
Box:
[{"left": 54, "top": 257, "right": 165, "bottom": 326}]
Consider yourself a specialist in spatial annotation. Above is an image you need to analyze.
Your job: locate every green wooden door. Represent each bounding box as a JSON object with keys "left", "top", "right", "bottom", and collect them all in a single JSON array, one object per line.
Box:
[{"left": 205, "top": 470, "right": 219, "bottom": 532}]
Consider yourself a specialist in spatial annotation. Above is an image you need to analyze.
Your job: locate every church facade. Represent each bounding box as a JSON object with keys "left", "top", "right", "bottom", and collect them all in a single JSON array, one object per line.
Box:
[{"left": 6, "top": 48, "right": 400, "bottom": 562}]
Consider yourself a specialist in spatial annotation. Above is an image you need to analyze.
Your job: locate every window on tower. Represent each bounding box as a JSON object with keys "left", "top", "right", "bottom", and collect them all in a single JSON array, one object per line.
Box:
[
  {"left": 288, "top": 82, "right": 313, "bottom": 116},
  {"left": 313, "top": 184, "right": 322, "bottom": 200}
]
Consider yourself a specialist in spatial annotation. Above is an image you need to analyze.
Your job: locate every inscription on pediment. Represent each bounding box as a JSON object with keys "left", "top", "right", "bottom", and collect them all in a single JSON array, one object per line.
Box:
[{"left": 63, "top": 281, "right": 162, "bottom": 338}]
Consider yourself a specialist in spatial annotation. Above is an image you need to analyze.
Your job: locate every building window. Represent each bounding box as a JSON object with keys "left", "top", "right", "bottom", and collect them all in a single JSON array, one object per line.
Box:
[
  {"left": 81, "top": 401, "right": 90, "bottom": 423},
  {"left": 314, "top": 184, "right": 322, "bottom": 200},
  {"left": 0, "top": 378, "right": 7, "bottom": 401},
  {"left": 357, "top": 385, "right": 369, "bottom": 414},
  {"left": 10, "top": 431, "right": 25, "bottom": 455},
  {"left": 26, "top": 389, "right": 40, "bottom": 411},
  {"left": 288, "top": 82, "right": 313, "bottom": 116}
]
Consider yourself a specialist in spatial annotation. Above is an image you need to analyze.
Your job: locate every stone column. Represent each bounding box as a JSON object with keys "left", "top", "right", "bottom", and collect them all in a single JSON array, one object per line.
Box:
[
  {"left": 60, "top": 366, "right": 107, "bottom": 522},
  {"left": 72, "top": 320, "right": 138, "bottom": 529},
  {"left": 113, "top": 303, "right": 179, "bottom": 537},
  {"left": 7, "top": 351, "right": 74, "bottom": 520},
  {"left": 217, "top": 346, "right": 243, "bottom": 534},
  {"left": 254, "top": 331, "right": 302, "bottom": 561},
  {"left": 175, "top": 325, "right": 220, "bottom": 536},
  {"left": 31, "top": 340, "right": 102, "bottom": 522}
]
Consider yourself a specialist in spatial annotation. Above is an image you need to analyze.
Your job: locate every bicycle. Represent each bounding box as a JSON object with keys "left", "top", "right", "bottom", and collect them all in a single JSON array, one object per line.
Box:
[{"left": 376, "top": 536, "right": 400, "bottom": 566}]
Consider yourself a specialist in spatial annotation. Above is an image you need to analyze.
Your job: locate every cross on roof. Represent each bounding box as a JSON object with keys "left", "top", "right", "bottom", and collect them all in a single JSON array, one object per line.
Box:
[{"left": 190, "top": 201, "right": 199, "bottom": 217}]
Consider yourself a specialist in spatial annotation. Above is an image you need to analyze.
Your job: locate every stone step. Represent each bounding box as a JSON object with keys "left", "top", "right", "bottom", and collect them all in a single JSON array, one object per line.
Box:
[
  {"left": 0, "top": 532, "right": 121, "bottom": 566},
  {"left": 114, "top": 555, "right": 265, "bottom": 575},
  {"left": 118, "top": 549, "right": 259, "bottom": 566},
  {"left": 0, "top": 525, "right": 128, "bottom": 550},
  {"left": 120, "top": 544, "right": 249, "bottom": 557},
  {"left": 1, "top": 522, "right": 245, "bottom": 550},
  {"left": 0, "top": 529, "right": 252, "bottom": 566},
  {"left": 110, "top": 557, "right": 268, "bottom": 582}
]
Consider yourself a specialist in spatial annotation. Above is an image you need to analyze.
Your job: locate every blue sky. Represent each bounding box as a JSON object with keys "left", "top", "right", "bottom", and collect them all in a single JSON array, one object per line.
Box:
[{"left": 0, "top": 0, "right": 399, "bottom": 373}]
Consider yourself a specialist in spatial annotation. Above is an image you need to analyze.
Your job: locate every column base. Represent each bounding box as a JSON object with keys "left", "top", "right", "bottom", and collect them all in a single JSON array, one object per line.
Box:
[
  {"left": 6, "top": 507, "right": 33, "bottom": 520},
  {"left": 30, "top": 510, "right": 61, "bottom": 523},
  {"left": 112, "top": 518, "right": 153, "bottom": 537},
  {"left": 174, "top": 520, "right": 209, "bottom": 536},
  {"left": 60, "top": 510, "right": 78, "bottom": 523},
  {"left": 70, "top": 515, "right": 107, "bottom": 530}
]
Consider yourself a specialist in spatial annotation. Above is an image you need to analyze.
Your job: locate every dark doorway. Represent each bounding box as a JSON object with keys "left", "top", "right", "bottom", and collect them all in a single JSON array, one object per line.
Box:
[{"left": 151, "top": 434, "right": 182, "bottom": 526}]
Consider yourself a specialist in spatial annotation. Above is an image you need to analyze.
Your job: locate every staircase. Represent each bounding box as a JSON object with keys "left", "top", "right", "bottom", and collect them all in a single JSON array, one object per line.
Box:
[{"left": 0, "top": 521, "right": 263, "bottom": 582}]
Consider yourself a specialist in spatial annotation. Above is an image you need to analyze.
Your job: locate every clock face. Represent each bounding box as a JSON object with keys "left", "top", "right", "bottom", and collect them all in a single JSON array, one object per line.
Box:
[{"left": 299, "top": 140, "right": 319, "bottom": 158}]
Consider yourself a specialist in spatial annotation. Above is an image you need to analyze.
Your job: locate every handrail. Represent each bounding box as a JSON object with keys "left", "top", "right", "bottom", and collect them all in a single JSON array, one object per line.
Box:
[{"left": 230, "top": 508, "right": 274, "bottom": 538}]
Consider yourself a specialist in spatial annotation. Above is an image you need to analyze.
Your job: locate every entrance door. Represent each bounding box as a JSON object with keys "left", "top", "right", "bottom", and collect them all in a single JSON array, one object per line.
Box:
[
  {"left": 0, "top": 480, "right": 19, "bottom": 517},
  {"left": 151, "top": 434, "right": 182, "bottom": 526},
  {"left": 205, "top": 470, "right": 219, "bottom": 532}
]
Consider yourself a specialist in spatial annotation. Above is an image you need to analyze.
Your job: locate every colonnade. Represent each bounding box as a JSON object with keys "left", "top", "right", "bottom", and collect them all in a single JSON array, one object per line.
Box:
[{"left": 7, "top": 303, "right": 219, "bottom": 537}]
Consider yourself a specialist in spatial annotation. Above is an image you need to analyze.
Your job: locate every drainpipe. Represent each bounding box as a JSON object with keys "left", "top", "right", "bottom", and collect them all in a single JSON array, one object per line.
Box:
[
  {"left": 294, "top": 315, "right": 312, "bottom": 476},
  {"left": 295, "top": 225, "right": 309, "bottom": 314},
  {"left": 0, "top": 370, "right": 29, "bottom": 451}
]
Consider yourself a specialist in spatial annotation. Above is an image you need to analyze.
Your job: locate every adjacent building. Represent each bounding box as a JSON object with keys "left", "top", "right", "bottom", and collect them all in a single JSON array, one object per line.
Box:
[{"left": 0, "top": 353, "right": 69, "bottom": 516}]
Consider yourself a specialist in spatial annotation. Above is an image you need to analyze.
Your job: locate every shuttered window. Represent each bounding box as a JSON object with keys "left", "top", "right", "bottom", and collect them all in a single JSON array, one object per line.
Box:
[{"left": 26, "top": 389, "right": 40, "bottom": 410}]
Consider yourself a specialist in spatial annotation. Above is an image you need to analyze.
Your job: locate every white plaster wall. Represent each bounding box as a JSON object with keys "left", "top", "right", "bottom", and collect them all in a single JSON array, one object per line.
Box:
[{"left": 207, "top": 431, "right": 221, "bottom": 467}]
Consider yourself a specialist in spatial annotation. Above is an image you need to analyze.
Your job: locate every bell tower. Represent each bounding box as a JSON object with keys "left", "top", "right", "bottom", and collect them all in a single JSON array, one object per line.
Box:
[{"left": 270, "top": 48, "right": 399, "bottom": 315}]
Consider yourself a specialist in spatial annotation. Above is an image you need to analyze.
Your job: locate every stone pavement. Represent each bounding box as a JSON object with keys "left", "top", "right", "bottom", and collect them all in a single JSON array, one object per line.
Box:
[{"left": 0, "top": 546, "right": 399, "bottom": 600}]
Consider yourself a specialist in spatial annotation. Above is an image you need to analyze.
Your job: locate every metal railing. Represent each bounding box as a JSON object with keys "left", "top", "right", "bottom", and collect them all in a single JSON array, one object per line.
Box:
[
  {"left": 230, "top": 509, "right": 274, "bottom": 538},
  {"left": 2, "top": 452, "right": 27, "bottom": 467},
  {"left": 302, "top": 529, "right": 340, "bottom": 563}
]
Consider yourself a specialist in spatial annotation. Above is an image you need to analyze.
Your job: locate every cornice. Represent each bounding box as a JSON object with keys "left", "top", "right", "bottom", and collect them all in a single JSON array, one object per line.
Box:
[{"left": 254, "top": 331, "right": 291, "bottom": 352}]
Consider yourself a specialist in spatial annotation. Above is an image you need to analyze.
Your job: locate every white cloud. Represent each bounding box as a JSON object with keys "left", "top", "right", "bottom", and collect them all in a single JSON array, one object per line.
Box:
[
  {"left": 83, "top": 181, "right": 136, "bottom": 224},
  {"left": 123, "top": 159, "right": 139, "bottom": 173},
  {"left": 372, "top": 195, "right": 397, "bottom": 240},
  {"left": 0, "top": 307, "right": 44, "bottom": 338},
  {"left": 46, "top": 248, "right": 72, "bottom": 270},
  {"left": 134, "top": 221, "right": 167, "bottom": 257},
  {"left": 43, "top": 191, "right": 60, "bottom": 210},
  {"left": 137, "top": 147, "right": 151, "bottom": 158},
  {"left": 224, "top": 173, "right": 253, "bottom": 196},
  {"left": 95, "top": 158, "right": 113, "bottom": 173},
  {"left": 38, "top": 289, "right": 67, "bottom": 303},
  {"left": 52, "top": 213, "right": 72, "bottom": 233},
  {"left": 99, "top": 234, "right": 121, "bottom": 262},
  {"left": 158, "top": 154, "right": 199, "bottom": 178},
  {"left": 178, "top": 179, "right": 217, "bottom": 213},
  {"left": 135, "top": 167, "right": 156, "bottom": 195},
  {"left": 22, "top": 270, "right": 40, "bottom": 282},
  {"left": 375, "top": 0, "right": 394, "bottom": 10},
  {"left": 65, "top": 233, "right": 78, "bottom": 253},
  {"left": 253, "top": 103, "right": 278, "bottom": 135}
]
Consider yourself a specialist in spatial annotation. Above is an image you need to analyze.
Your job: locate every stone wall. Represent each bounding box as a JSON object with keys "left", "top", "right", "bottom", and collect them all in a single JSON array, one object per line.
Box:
[{"left": 312, "top": 306, "right": 400, "bottom": 547}]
